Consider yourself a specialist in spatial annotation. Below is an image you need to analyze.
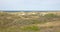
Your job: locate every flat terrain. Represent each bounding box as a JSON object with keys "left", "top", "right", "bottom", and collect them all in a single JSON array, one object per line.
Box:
[{"left": 0, "top": 11, "right": 60, "bottom": 32}]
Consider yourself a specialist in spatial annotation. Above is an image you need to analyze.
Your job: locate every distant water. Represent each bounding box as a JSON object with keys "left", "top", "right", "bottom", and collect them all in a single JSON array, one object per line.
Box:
[{"left": 0, "top": 10, "right": 60, "bottom": 12}]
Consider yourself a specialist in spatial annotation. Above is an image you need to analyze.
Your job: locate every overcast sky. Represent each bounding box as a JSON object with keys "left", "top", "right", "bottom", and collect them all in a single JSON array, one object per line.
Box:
[{"left": 0, "top": 0, "right": 60, "bottom": 11}]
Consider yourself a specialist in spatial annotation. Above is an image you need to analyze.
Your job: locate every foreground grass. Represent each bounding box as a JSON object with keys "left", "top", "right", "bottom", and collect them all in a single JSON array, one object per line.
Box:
[{"left": 20, "top": 26, "right": 39, "bottom": 31}]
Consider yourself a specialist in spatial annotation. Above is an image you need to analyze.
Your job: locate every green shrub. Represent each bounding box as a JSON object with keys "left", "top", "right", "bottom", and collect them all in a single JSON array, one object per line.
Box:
[{"left": 44, "top": 13, "right": 58, "bottom": 18}]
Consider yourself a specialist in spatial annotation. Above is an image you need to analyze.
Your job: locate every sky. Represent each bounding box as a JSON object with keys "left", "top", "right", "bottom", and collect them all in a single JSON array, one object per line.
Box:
[{"left": 0, "top": 0, "right": 60, "bottom": 11}]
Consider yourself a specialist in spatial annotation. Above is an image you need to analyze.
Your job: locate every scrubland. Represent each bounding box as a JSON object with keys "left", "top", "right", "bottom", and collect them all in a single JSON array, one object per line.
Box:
[{"left": 0, "top": 12, "right": 60, "bottom": 32}]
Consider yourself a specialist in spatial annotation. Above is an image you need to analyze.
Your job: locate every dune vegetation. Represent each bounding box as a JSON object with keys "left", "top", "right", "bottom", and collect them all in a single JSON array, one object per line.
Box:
[{"left": 0, "top": 12, "right": 60, "bottom": 32}]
